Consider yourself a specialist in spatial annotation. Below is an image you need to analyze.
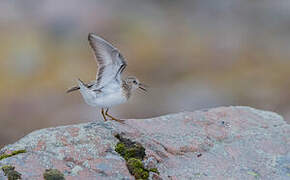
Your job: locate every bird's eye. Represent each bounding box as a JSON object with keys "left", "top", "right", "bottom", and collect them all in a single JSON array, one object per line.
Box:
[{"left": 133, "top": 80, "right": 137, "bottom": 84}]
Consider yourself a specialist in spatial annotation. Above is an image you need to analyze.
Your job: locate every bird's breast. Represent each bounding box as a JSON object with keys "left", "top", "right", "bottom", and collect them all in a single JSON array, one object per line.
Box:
[{"left": 95, "top": 90, "right": 127, "bottom": 108}]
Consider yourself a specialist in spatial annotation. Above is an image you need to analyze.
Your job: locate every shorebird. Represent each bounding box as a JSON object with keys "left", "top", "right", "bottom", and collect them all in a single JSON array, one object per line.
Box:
[{"left": 67, "top": 33, "right": 146, "bottom": 123}]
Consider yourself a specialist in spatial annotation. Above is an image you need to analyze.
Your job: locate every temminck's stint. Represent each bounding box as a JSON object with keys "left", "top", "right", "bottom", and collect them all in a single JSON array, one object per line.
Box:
[{"left": 67, "top": 33, "right": 146, "bottom": 122}]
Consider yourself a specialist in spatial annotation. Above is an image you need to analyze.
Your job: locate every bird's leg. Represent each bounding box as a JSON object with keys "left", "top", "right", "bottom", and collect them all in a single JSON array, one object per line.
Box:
[
  {"left": 105, "top": 108, "right": 124, "bottom": 123},
  {"left": 101, "top": 108, "right": 107, "bottom": 121}
]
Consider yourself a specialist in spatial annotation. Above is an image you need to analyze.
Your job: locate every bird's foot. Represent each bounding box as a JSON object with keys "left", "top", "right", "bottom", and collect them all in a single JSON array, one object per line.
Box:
[
  {"left": 106, "top": 115, "right": 125, "bottom": 123},
  {"left": 104, "top": 109, "right": 125, "bottom": 123},
  {"left": 110, "top": 117, "right": 125, "bottom": 123}
]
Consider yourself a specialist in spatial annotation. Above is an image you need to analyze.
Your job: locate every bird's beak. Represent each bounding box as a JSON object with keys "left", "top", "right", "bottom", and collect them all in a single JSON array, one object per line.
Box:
[{"left": 138, "top": 83, "right": 148, "bottom": 92}]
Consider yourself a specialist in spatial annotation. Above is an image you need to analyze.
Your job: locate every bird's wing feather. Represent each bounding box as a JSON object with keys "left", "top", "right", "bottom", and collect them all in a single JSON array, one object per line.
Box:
[{"left": 88, "top": 33, "right": 127, "bottom": 89}]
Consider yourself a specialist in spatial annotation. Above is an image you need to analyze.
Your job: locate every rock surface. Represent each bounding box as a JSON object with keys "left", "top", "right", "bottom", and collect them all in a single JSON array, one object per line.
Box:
[{"left": 0, "top": 106, "right": 289, "bottom": 180}]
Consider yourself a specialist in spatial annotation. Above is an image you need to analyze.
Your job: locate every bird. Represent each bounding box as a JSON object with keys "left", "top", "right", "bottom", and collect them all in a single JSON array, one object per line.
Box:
[{"left": 66, "top": 33, "right": 147, "bottom": 123}]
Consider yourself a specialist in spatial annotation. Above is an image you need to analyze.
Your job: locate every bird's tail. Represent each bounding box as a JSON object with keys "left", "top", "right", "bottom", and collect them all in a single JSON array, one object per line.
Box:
[
  {"left": 66, "top": 79, "right": 95, "bottom": 93},
  {"left": 66, "top": 86, "right": 80, "bottom": 93}
]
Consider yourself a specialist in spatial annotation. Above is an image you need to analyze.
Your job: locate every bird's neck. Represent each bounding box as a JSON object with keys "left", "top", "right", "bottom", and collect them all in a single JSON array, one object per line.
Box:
[{"left": 122, "top": 80, "right": 132, "bottom": 99}]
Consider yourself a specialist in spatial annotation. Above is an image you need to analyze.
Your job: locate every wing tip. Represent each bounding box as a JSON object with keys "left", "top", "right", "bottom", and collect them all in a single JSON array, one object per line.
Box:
[
  {"left": 88, "top": 33, "right": 104, "bottom": 42},
  {"left": 88, "top": 33, "right": 95, "bottom": 41}
]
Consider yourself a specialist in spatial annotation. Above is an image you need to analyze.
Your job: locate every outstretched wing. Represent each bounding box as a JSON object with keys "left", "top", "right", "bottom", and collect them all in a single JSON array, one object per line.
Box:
[{"left": 88, "top": 33, "right": 127, "bottom": 90}]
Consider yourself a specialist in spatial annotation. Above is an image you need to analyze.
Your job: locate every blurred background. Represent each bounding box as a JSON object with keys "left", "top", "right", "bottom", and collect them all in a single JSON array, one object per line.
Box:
[{"left": 1, "top": 0, "right": 290, "bottom": 147}]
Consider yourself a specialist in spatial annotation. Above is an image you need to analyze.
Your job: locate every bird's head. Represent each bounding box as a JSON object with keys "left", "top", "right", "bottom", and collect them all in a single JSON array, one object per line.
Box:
[{"left": 125, "top": 76, "right": 147, "bottom": 92}]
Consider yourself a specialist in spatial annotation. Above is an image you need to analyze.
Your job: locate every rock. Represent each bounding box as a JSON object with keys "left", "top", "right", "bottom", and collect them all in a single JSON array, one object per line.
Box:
[{"left": 0, "top": 106, "right": 289, "bottom": 180}]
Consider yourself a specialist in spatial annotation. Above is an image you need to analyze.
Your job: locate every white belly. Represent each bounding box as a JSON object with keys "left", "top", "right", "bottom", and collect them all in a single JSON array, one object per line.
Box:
[
  {"left": 80, "top": 89, "right": 127, "bottom": 108},
  {"left": 95, "top": 91, "right": 127, "bottom": 108},
  {"left": 78, "top": 79, "right": 127, "bottom": 108}
]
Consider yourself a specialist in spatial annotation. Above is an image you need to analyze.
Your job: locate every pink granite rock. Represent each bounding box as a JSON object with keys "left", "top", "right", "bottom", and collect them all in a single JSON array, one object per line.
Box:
[{"left": 0, "top": 106, "right": 289, "bottom": 180}]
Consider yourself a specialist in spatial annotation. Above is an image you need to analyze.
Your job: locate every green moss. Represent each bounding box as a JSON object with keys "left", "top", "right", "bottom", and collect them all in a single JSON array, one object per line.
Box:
[
  {"left": 247, "top": 171, "right": 260, "bottom": 179},
  {"left": 114, "top": 134, "right": 145, "bottom": 161},
  {"left": 2, "top": 165, "right": 15, "bottom": 176},
  {"left": 149, "top": 168, "right": 159, "bottom": 175},
  {"left": 118, "top": 142, "right": 145, "bottom": 160},
  {"left": 124, "top": 144, "right": 145, "bottom": 160},
  {"left": 0, "top": 149, "right": 26, "bottom": 160},
  {"left": 1, "top": 165, "right": 21, "bottom": 180},
  {"left": 10, "top": 150, "right": 26, "bottom": 156},
  {"left": 0, "top": 150, "right": 26, "bottom": 179},
  {"left": 43, "top": 169, "right": 65, "bottom": 180},
  {"left": 115, "top": 142, "right": 126, "bottom": 156},
  {"left": 127, "top": 158, "right": 149, "bottom": 180},
  {"left": 114, "top": 134, "right": 159, "bottom": 180},
  {"left": 0, "top": 154, "right": 9, "bottom": 160}
]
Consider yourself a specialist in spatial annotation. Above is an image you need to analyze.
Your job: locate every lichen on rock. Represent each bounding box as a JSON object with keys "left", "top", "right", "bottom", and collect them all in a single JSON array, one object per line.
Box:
[
  {"left": 43, "top": 169, "right": 65, "bottom": 180},
  {"left": 0, "top": 107, "right": 288, "bottom": 179}
]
